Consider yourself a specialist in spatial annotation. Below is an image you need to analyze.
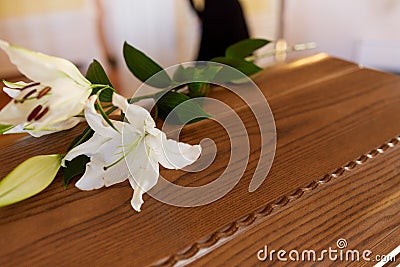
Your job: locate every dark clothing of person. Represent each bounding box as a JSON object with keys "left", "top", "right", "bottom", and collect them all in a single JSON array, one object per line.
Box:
[{"left": 190, "top": 0, "right": 250, "bottom": 61}]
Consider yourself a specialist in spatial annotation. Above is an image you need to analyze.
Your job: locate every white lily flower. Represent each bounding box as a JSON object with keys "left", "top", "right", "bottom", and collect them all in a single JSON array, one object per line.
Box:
[
  {"left": 63, "top": 94, "right": 202, "bottom": 212},
  {"left": 0, "top": 40, "right": 92, "bottom": 137}
]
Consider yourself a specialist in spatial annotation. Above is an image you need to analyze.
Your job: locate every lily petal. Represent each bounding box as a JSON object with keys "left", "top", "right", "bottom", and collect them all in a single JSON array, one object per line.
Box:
[
  {"left": 0, "top": 40, "right": 93, "bottom": 136},
  {"left": 75, "top": 147, "right": 131, "bottom": 190},
  {"left": 26, "top": 117, "right": 82, "bottom": 137},
  {"left": 3, "top": 80, "right": 28, "bottom": 98},
  {"left": 84, "top": 95, "right": 119, "bottom": 139},
  {"left": 27, "top": 79, "right": 90, "bottom": 129},
  {"left": 63, "top": 132, "right": 109, "bottom": 165},
  {"left": 3, "top": 80, "right": 28, "bottom": 89},
  {"left": 90, "top": 136, "right": 132, "bottom": 187},
  {"left": 112, "top": 93, "right": 155, "bottom": 131},
  {"left": 68, "top": 133, "right": 134, "bottom": 188},
  {"left": 126, "top": 140, "right": 159, "bottom": 212},
  {"left": 0, "top": 40, "right": 90, "bottom": 87},
  {"left": 102, "top": 159, "right": 131, "bottom": 187},
  {"left": 130, "top": 186, "right": 145, "bottom": 212},
  {"left": 147, "top": 131, "right": 202, "bottom": 169},
  {"left": 75, "top": 157, "right": 105, "bottom": 190},
  {"left": 0, "top": 93, "right": 44, "bottom": 125},
  {"left": 4, "top": 117, "right": 82, "bottom": 137},
  {"left": 134, "top": 98, "right": 155, "bottom": 112},
  {"left": 66, "top": 93, "right": 202, "bottom": 212},
  {"left": 3, "top": 87, "right": 21, "bottom": 98}
]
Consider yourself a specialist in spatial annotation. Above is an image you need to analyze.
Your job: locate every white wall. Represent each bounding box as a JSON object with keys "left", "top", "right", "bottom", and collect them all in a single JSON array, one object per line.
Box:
[
  {"left": 101, "top": 0, "right": 280, "bottom": 95},
  {"left": 284, "top": 0, "right": 400, "bottom": 72},
  {"left": 0, "top": 0, "right": 279, "bottom": 95},
  {"left": 241, "top": 0, "right": 279, "bottom": 40},
  {"left": 107, "top": 0, "right": 281, "bottom": 95},
  {"left": 0, "top": 0, "right": 104, "bottom": 76},
  {"left": 100, "top": 0, "right": 200, "bottom": 95}
]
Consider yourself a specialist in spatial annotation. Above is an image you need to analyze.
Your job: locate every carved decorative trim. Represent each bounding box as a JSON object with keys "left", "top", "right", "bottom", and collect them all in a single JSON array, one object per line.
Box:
[{"left": 154, "top": 135, "right": 400, "bottom": 267}]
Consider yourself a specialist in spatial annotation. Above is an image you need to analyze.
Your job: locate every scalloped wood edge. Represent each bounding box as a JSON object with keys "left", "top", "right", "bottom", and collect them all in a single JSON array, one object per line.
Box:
[{"left": 154, "top": 135, "right": 400, "bottom": 267}]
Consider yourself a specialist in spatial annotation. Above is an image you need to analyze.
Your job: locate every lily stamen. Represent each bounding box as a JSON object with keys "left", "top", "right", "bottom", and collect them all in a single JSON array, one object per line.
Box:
[
  {"left": 63, "top": 94, "right": 202, "bottom": 212},
  {"left": 103, "top": 155, "right": 125, "bottom": 171},
  {"left": 37, "top": 86, "right": 51, "bottom": 99},
  {"left": 20, "top": 82, "right": 40, "bottom": 91},
  {"left": 27, "top": 105, "right": 43, "bottom": 121},
  {"left": 104, "top": 137, "right": 142, "bottom": 171},
  {"left": 15, "top": 89, "right": 38, "bottom": 104},
  {"left": 0, "top": 39, "right": 92, "bottom": 136},
  {"left": 23, "top": 89, "right": 37, "bottom": 100},
  {"left": 34, "top": 106, "right": 49, "bottom": 121}
]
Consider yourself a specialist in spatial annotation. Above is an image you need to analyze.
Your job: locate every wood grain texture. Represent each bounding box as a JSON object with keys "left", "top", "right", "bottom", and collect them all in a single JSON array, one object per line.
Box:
[
  {"left": 193, "top": 137, "right": 400, "bottom": 266},
  {"left": 0, "top": 54, "right": 399, "bottom": 266}
]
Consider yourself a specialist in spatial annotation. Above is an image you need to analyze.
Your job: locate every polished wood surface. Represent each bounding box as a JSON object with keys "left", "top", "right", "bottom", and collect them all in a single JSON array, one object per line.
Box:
[{"left": 0, "top": 54, "right": 399, "bottom": 266}]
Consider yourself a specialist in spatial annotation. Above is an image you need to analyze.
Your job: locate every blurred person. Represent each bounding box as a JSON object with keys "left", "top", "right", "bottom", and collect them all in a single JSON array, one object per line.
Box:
[{"left": 189, "top": 0, "right": 249, "bottom": 60}]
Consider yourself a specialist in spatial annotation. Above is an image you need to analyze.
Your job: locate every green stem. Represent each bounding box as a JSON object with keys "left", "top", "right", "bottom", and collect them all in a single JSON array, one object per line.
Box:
[
  {"left": 68, "top": 126, "right": 93, "bottom": 150},
  {"left": 106, "top": 106, "right": 118, "bottom": 115},
  {"left": 96, "top": 96, "right": 119, "bottom": 132},
  {"left": 245, "top": 42, "right": 317, "bottom": 61},
  {"left": 69, "top": 85, "right": 176, "bottom": 150},
  {"left": 127, "top": 83, "right": 185, "bottom": 103},
  {"left": 90, "top": 84, "right": 114, "bottom": 90},
  {"left": 102, "top": 104, "right": 114, "bottom": 109}
]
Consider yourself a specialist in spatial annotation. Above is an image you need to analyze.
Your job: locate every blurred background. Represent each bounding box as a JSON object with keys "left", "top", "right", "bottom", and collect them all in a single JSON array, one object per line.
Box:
[{"left": 0, "top": 0, "right": 399, "bottom": 96}]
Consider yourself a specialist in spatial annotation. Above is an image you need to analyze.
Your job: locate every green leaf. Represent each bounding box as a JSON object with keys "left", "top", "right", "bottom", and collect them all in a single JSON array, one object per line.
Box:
[
  {"left": 212, "top": 57, "right": 262, "bottom": 77},
  {"left": 157, "top": 91, "right": 210, "bottom": 124},
  {"left": 62, "top": 155, "right": 90, "bottom": 188},
  {"left": 172, "top": 65, "right": 184, "bottom": 82},
  {"left": 86, "top": 60, "right": 114, "bottom": 102},
  {"left": 173, "top": 65, "right": 222, "bottom": 84},
  {"left": 193, "top": 65, "right": 222, "bottom": 83},
  {"left": 123, "top": 42, "right": 172, "bottom": 88},
  {"left": 86, "top": 60, "right": 113, "bottom": 87},
  {"left": 188, "top": 83, "right": 210, "bottom": 98},
  {"left": 173, "top": 65, "right": 221, "bottom": 97},
  {"left": 98, "top": 87, "right": 114, "bottom": 103},
  {"left": 0, "top": 154, "right": 61, "bottom": 207},
  {"left": 0, "top": 124, "right": 14, "bottom": 134},
  {"left": 225, "top": 38, "right": 270, "bottom": 59},
  {"left": 157, "top": 91, "right": 190, "bottom": 120},
  {"left": 68, "top": 126, "right": 94, "bottom": 151},
  {"left": 172, "top": 65, "right": 192, "bottom": 83}
]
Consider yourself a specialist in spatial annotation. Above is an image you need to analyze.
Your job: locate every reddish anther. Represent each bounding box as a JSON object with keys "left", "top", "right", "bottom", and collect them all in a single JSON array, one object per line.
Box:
[
  {"left": 20, "top": 82, "right": 40, "bottom": 91},
  {"left": 22, "top": 89, "right": 37, "bottom": 100},
  {"left": 34, "top": 106, "right": 49, "bottom": 121},
  {"left": 37, "top": 86, "right": 51, "bottom": 99},
  {"left": 27, "top": 105, "right": 42, "bottom": 121}
]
